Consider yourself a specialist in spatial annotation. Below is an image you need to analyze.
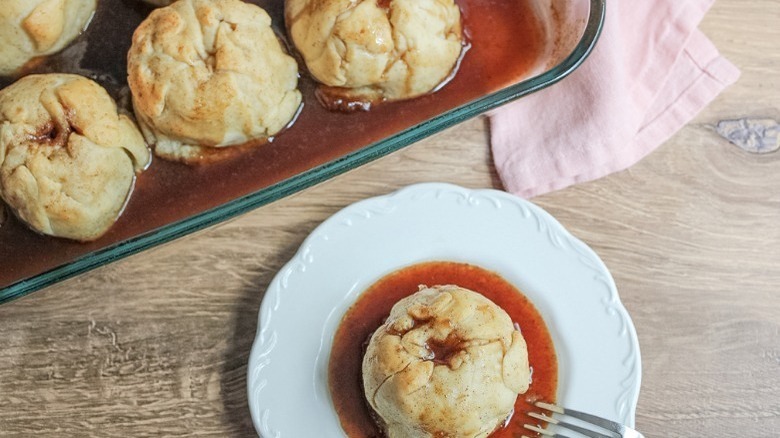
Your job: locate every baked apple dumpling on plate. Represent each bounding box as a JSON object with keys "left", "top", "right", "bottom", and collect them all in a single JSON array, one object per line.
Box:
[{"left": 363, "top": 284, "right": 531, "bottom": 438}]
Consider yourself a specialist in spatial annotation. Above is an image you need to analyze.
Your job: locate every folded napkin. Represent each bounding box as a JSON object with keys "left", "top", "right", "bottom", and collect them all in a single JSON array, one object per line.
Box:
[{"left": 490, "top": 0, "right": 740, "bottom": 198}]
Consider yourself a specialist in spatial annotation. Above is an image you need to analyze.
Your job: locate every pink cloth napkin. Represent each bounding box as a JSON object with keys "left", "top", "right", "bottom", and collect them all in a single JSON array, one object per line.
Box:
[{"left": 490, "top": 0, "right": 740, "bottom": 198}]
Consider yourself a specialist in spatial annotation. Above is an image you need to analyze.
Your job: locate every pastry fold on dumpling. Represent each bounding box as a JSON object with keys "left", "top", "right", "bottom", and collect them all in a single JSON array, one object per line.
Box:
[
  {"left": 0, "top": 74, "right": 150, "bottom": 241},
  {"left": 127, "top": 0, "right": 302, "bottom": 163},
  {"left": 286, "top": 0, "right": 463, "bottom": 103},
  {"left": 0, "top": 0, "right": 97, "bottom": 75},
  {"left": 362, "top": 285, "right": 531, "bottom": 438}
]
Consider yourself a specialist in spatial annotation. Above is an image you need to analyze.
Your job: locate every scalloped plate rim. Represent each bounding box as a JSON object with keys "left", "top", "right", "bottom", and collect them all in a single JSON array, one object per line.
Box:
[{"left": 247, "top": 182, "right": 642, "bottom": 437}]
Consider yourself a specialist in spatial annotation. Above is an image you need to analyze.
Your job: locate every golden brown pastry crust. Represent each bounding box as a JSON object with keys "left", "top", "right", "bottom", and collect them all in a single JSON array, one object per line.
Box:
[
  {"left": 0, "top": 0, "right": 97, "bottom": 75},
  {"left": 362, "top": 285, "right": 531, "bottom": 438},
  {"left": 127, "top": 0, "right": 302, "bottom": 162},
  {"left": 0, "top": 74, "right": 150, "bottom": 241},
  {"left": 286, "top": 0, "right": 463, "bottom": 102}
]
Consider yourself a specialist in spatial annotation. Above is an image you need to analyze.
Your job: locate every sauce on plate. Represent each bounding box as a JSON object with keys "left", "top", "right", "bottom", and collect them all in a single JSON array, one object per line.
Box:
[{"left": 329, "top": 261, "right": 558, "bottom": 437}]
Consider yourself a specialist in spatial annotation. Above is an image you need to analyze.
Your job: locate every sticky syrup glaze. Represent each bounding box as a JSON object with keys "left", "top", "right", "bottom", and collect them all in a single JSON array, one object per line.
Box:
[
  {"left": 0, "top": 0, "right": 546, "bottom": 288},
  {"left": 329, "top": 261, "right": 558, "bottom": 437}
]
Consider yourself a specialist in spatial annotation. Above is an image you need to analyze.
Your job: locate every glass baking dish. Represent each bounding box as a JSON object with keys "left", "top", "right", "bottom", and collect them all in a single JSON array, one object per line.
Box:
[{"left": 0, "top": 0, "right": 604, "bottom": 304}]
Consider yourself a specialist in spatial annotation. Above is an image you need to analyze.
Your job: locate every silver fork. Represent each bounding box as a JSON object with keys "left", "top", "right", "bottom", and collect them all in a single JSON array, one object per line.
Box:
[{"left": 523, "top": 401, "right": 645, "bottom": 438}]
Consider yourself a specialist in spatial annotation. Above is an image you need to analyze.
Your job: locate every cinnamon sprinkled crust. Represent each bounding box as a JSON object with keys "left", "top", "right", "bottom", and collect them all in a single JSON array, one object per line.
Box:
[
  {"left": 127, "top": 0, "right": 302, "bottom": 163},
  {"left": 0, "top": 74, "right": 150, "bottom": 241},
  {"left": 0, "top": 0, "right": 97, "bottom": 75},
  {"left": 286, "top": 0, "right": 463, "bottom": 102},
  {"left": 362, "top": 285, "right": 530, "bottom": 438}
]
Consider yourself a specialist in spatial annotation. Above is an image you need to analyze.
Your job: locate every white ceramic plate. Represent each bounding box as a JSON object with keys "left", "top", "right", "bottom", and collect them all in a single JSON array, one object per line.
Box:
[{"left": 247, "top": 182, "right": 641, "bottom": 437}]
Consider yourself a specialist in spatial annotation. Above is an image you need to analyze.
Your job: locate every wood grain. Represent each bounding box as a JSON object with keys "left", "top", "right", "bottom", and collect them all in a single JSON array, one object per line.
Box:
[{"left": 1, "top": 1, "right": 779, "bottom": 437}]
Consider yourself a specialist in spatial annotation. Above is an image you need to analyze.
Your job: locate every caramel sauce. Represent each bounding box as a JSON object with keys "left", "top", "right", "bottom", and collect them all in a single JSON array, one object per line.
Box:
[
  {"left": 376, "top": 0, "right": 392, "bottom": 12},
  {"left": 329, "top": 261, "right": 558, "bottom": 437},
  {"left": 0, "top": 0, "right": 546, "bottom": 290},
  {"left": 426, "top": 332, "right": 466, "bottom": 367},
  {"left": 315, "top": 86, "right": 375, "bottom": 112}
]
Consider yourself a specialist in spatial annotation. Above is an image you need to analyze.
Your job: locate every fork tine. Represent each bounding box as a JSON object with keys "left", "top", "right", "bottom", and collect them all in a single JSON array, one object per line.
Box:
[
  {"left": 528, "top": 411, "right": 614, "bottom": 438},
  {"left": 535, "top": 402, "right": 625, "bottom": 435},
  {"left": 523, "top": 423, "right": 575, "bottom": 438},
  {"left": 522, "top": 436, "right": 572, "bottom": 438}
]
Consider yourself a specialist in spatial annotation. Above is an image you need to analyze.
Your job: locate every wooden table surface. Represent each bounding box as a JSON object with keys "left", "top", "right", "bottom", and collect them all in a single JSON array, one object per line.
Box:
[{"left": 1, "top": 1, "right": 778, "bottom": 437}]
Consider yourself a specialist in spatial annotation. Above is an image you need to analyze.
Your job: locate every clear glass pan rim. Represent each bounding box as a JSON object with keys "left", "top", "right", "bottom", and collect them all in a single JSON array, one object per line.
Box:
[{"left": 0, "top": 0, "right": 606, "bottom": 305}]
